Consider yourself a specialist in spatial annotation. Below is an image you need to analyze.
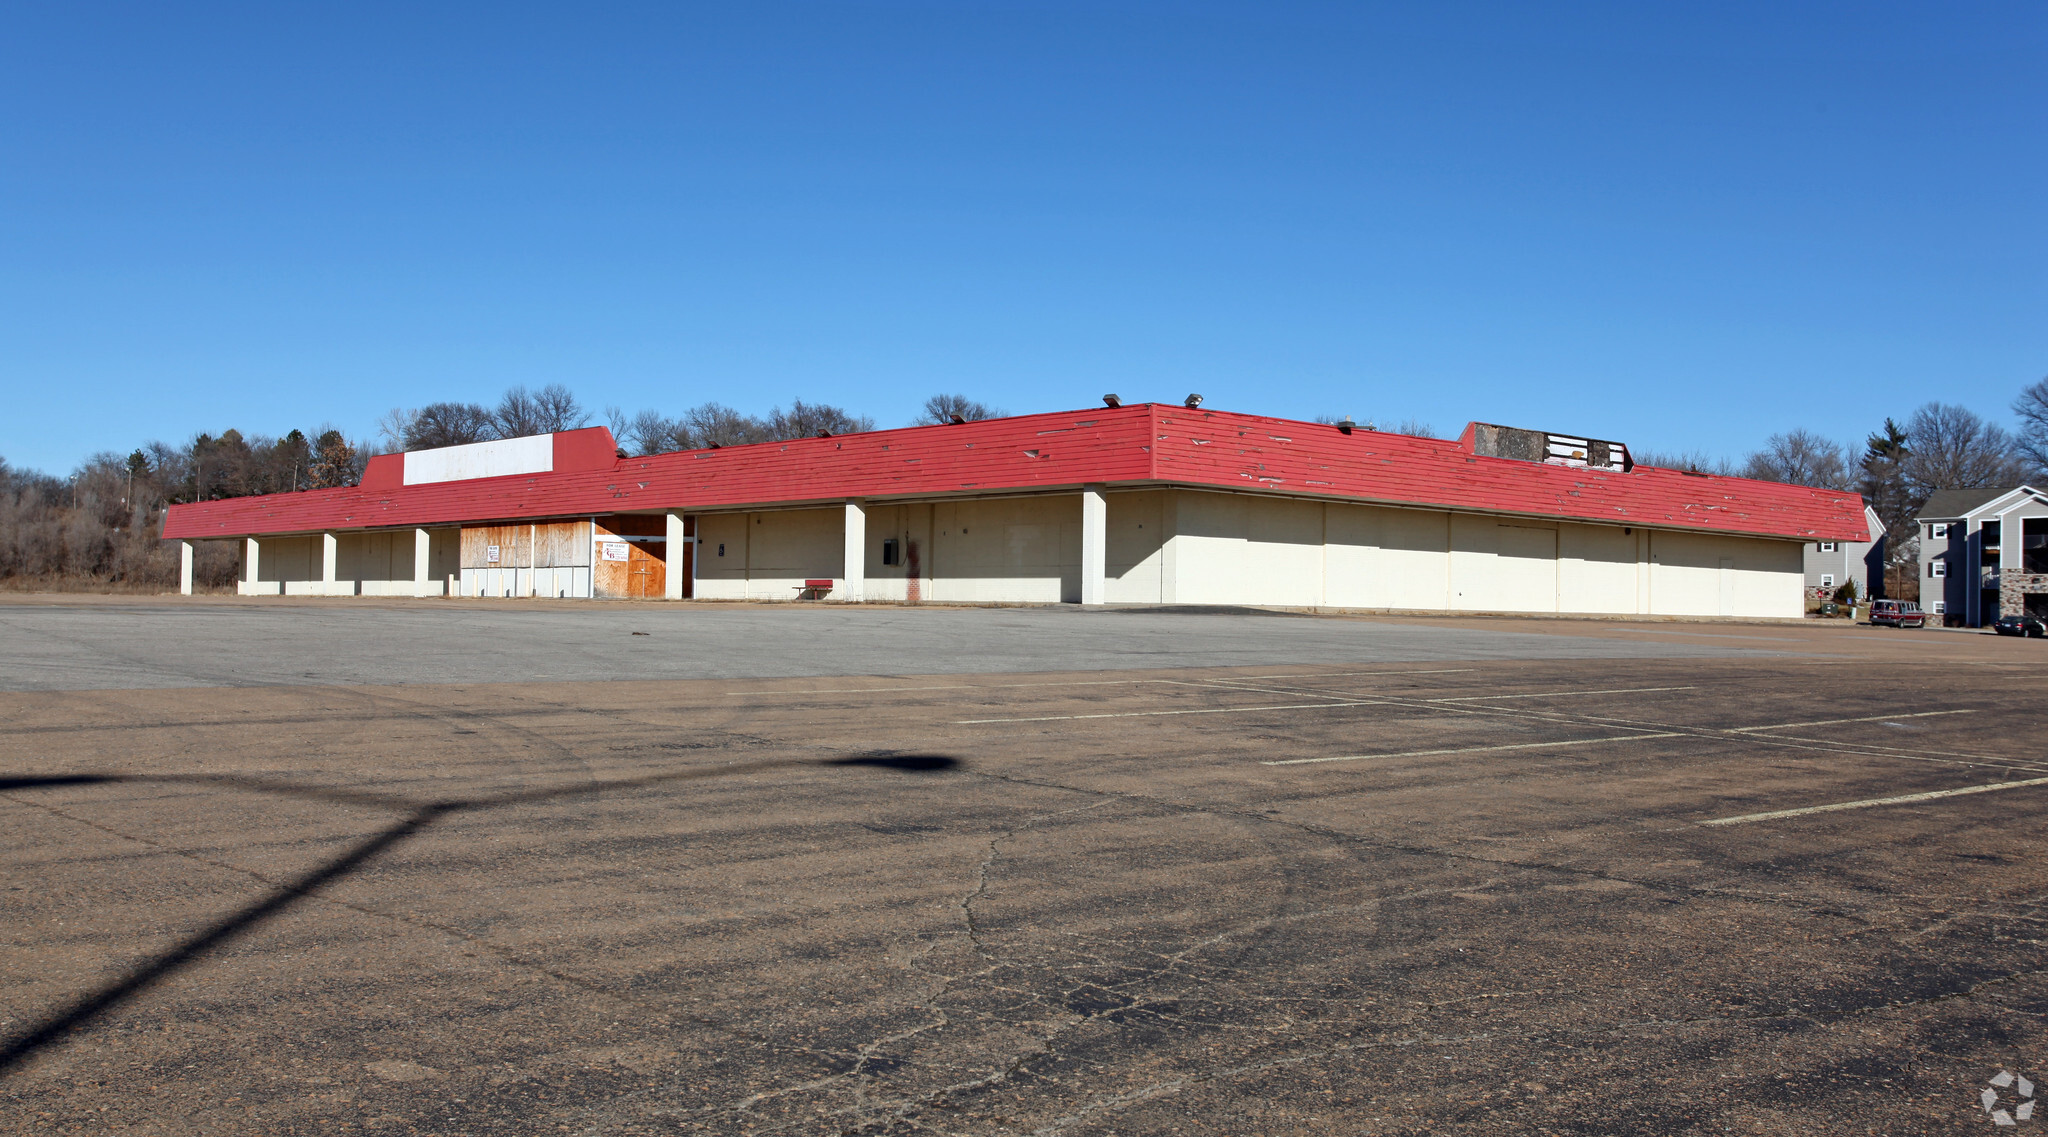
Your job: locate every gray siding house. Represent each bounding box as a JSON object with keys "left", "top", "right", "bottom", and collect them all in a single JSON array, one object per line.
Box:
[
  {"left": 1803, "top": 504, "right": 1886, "bottom": 603},
  {"left": 1917, "top": 485, "right": 2048, "bottom": 626}
]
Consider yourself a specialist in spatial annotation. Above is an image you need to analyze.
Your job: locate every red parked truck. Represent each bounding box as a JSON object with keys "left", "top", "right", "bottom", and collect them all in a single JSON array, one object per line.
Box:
[{"left": 1869, "top": 600, "right": 1927, "bottom": 628}]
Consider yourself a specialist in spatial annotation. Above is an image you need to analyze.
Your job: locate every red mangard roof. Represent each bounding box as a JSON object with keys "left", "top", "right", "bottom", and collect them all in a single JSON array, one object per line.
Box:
[{"left": 162, "top": 404, "right": 1871, "bottom": 542}]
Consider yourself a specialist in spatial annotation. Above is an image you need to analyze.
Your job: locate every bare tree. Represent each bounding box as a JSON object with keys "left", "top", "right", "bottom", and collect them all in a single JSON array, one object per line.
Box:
[
  {"left": 1741, "top": 428, "right": 1851, "bottom": 489},
  {"left": 1632, "top": 448, "right": 1740, "bottom": 476},
  {"left": 374, "top": 408, "right": 416, "bottom": 453},
  {"left": 402, "top": 402, "right": 496, "bottom": 450},
  {"left": 1903, "top": 402, "right": 2029, "bottom": 496},
  {"left": 683, "top": 403, "right": 770, "bottom": 448},
  {"left": 1310, "top": 414, "right": 1436, "bottom": 438},
  {"left": 2015, "top": 376, "right": 2048, "bottom": 479},
  {"left": 493, "top": 387, "right": 543, "bottom": 438},
  {"left": 623, "top": 409, "right": 692, "bottom": 456},
  {"left": 913, "top": 394, "right": 1004, "bottom": 425},
  {"left": 533, "top": 383, "right": 588, "bottom": 433},
  {"left": 493, "top": 383, "right": 588, "bottom": 438},
  {"left": 766, "top": 399, "right": 874, "bottom": 440}
]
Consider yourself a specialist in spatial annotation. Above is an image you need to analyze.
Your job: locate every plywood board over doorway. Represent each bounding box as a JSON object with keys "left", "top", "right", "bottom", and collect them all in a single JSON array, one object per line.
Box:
[
  {"left": 460, "top": 520, "right": 594, "bottom": 570},
  {"left": 595, "top": 515, "right": 667, "bottom": 599}
]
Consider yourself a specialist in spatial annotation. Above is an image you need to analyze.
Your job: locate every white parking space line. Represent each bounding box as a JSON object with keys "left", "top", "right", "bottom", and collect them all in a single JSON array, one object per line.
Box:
[
  {"left": 1262, "top": 732, "right": 1686, "bottom": 766},
  {"left": 1729, "top": 710, "right": 1977, "bottom": 732},
  {"left": 955, "top": 700, "right": 1384, "bottom": 724},
  {"left": 1702, "top": 776, "right": 2048, "bottom": 826},
  {"left": 1430, "top": 686, "right": 1697, "bottom": 703}
]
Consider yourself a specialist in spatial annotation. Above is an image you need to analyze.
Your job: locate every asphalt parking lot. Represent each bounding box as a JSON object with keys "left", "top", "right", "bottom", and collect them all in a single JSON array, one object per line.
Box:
[{"left": 3, "top": 597, "right": 2046, "bottom": 1135}]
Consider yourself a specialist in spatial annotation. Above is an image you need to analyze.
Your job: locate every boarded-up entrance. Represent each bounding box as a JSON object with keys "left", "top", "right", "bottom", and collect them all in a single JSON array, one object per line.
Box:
[
  {"left": 460, "top": 519, "right": 592, "bottom": 598},
  {"left": 595, "top": 515, "right": 667, "bottom": 599}
]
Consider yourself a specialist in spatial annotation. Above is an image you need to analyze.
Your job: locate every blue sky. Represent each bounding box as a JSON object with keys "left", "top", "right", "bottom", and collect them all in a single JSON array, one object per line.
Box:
[{"left": 3, "top": 2, "right": 2043, "bottom": 474}]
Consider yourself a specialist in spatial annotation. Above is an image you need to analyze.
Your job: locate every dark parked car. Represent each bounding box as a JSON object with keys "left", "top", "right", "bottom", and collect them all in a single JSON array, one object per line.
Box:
[{"left": 1992, "top": 614, "right": 2047, "bottom": 637}]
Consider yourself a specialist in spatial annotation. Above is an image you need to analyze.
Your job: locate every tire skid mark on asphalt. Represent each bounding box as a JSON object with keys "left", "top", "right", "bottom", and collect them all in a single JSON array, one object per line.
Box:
[
  {"left": 955, "top": 766, "right": 1882, "bottom": 922},
  {"left": 0, "top": 670, "right": 1483, "bottom": 735}
]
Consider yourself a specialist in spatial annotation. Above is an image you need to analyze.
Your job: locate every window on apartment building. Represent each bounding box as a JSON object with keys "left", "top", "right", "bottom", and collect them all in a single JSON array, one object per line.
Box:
[
  {"left": 1821, "top": 574, "right": 1835, "bottom": 589},
  {"left": 2026, "top": 518, "right": 2047, "bottom": 575},
  {"left": 1932, "top": 601, "right": 1946, "bottom": 615},
  {"left": 1930, "top": 523, "right": 1948, "bottom": 539},
  {"left": 1931, "top": 560, "right": 1947, "bottom": 577},
  {"left": 1818, "top": 542, "right": 1837, "bottom": 552}
]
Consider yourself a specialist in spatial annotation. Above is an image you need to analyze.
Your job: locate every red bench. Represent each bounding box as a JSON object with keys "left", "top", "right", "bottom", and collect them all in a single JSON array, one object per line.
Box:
[{"left": 798, "top": 578, "right": 834, "bottom": 599}]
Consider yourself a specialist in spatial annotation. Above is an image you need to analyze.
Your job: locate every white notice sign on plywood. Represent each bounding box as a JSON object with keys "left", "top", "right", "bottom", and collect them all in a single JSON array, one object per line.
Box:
[
  {"left": 486, "top": 545, "right": 500, "bottom": 563},
  {"left": 601, "top": 541, "right": 630, "bottom": 562}
]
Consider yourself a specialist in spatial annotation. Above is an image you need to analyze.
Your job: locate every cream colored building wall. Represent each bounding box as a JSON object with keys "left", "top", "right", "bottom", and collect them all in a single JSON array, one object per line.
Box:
[
  {"left": 1171, "top": 491, "right": 1325, "bottom": 606},
  {"left": 693, "top": 509, "right": 843, "bottom": 600},
  {"left": 747, "top": 508, "right": 842, "bottom": 598},
  {"left": 1105, "top": 491, "right": 1166, "bottom": 603},
  {"left": 1160, "top": 488, "right": 1799, "bottom": 618},
  {"left": 254, "top": 536, "right": 317, "bottom": 582},
  {"left": 337, "top": 532, "right": 407, "bottom": 581},
  {"left": 1323, "top": 502, "right": 1450, "bottom": 610},
  {"left": 1647, "top": 530, "right": 1802, "bottom": 618},
  {"left": 860, "top": 502, "right": 933, "bottom": 603},
  {"left": 662, "top": 486, "right": 1802, "bottom": 617},
  {"left": 1449, "top": 515, "right": 1559, "bottom": 612},
  {"left": 1558, "top": 523, "right": 1641, "bottom": 614},
  {"left": 924, "top": 496, "right": 1080, "bottom": 604},
  {"left": 694, "top": 513, "right": 752, "bottom": 599}
]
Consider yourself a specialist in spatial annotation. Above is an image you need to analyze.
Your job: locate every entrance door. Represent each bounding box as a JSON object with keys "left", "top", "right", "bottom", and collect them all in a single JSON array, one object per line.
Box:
[
  {"left": 627, "top": 541, "right": 666, "bottom": 598},
  {"left": 669, "top": 515, "right": 695, "bottom": 599}
]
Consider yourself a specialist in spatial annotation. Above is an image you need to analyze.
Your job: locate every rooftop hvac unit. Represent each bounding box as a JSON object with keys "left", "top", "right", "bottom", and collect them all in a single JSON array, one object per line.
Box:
[{"left": 1470, "top": 423, "right": 1632, "bottom": 472}]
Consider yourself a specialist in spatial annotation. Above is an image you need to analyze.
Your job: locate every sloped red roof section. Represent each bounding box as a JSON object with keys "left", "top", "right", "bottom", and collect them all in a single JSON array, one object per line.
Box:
[
  {"left": 162, "top": 404, "right": 1869, "bottom": 542},
  {"left": 1146, "top": 407, "right": 1870, "bottom": 541}
]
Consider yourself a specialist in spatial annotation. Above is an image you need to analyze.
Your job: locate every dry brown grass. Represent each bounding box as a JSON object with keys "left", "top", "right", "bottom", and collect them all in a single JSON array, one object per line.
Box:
[{"left": 0, "top": 575, "right": 233, "bottom": 595}]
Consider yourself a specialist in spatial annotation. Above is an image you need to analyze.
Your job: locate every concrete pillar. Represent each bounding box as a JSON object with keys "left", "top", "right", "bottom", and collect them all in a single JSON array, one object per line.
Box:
[
  {"left": 321, "top": 532, "right": 338, "bottom": 595},
  {"left": 665, "top": 511, "right": 687, "bottom": 600},
  {"left": 1080, "top": 486, "right": 1106, "bottom": 606},
  {"left": 414, "top": 528, "right": 432, "bottom": 597},
  {"left": 842, "top": 500, "right": 866, "bottom": 602},
  {"left": 243, "top": 537, "right": 260, "bottom": 596},
  {"left": 1158, "top": 491, "right": 1178, "bottom": 604},
  {"left": 179, "top": 541, "right": 194, "bottom": 596}
]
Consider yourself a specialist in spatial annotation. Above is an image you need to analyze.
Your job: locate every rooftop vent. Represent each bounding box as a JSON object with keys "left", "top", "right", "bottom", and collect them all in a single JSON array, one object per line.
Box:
[
  {"left": 1470, "top": 423, "right": 1631, "bottom": 472},
  {"left": 1102, "top": 394, "right": 1122, "bottom": 408},
  {"left": 1336, "top": 416, "right": 1355, "bottom": 435},
  {"left": 949, "top": 413, "right": 967, "bottom": 424},
  {"left": 1184, "top": 393, "right": 1204, "bottom": 408}
]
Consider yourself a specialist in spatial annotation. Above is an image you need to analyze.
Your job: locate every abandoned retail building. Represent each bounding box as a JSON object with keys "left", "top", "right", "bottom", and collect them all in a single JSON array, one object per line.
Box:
[{"left": 160, "top": 402, "right": 1871, "bottom": 619}]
